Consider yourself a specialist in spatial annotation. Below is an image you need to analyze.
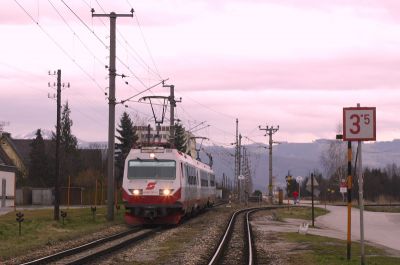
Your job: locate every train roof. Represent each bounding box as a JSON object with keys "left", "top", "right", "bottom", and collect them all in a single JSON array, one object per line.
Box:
[{"left": 127, "top": 146, "right": 213, "bottom": 172}]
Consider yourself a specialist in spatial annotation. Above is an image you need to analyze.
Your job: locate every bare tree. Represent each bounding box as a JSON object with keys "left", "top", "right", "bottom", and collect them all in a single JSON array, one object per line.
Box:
[{"left": 319, "top": 124, "right": 347, "bottom": 185}]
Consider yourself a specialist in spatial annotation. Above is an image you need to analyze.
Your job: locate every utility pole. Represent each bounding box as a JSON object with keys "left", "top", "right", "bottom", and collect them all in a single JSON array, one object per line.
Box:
[
  {"left": 242, "top": 147, "right": 248, "bottom": 204},
  {"left": 48, "top": 70, "right": 69, "bottom": 221},
  {"left": 163, "top": 81, "right": 181, "bottom": 148},
  {"left": 238, "top": 134, "right": 242, "bottom": 203},
  {"left": 259, "top": 124, "right": 279, "bottom": 204},
  {"left": 92, "top": 9, "right": 133, "bottom": 221},
  {"left": 235, "top": 119, "right": 239, "bottom": 199}
]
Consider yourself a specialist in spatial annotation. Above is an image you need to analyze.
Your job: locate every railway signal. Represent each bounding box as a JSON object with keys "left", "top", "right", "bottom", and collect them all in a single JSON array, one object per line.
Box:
[
  {"left": 61, "top": 211, "right": 67, "bottom": 225},
  {"left": 91, "top": 206, "right": 97, "bottom": 221},
  {"left": 16, "top": 212, "right": 24, "bottom": 236}
]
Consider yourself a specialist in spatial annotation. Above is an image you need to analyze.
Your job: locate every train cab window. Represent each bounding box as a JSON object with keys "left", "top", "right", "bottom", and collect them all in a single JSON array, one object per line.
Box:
[{"left": 128, "top": 160, "right": 176, "bottom": 180}]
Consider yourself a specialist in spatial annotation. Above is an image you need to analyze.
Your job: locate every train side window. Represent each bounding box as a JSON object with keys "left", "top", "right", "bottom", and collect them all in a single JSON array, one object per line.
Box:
[
  {"left": 185, "top": 164, "right": 190, "bottom": 185},
  {"left": 210, "top": 174, "right": 215, "bottom": 187},
  {"left": 200, "top": 170, "right": 208, "bottom": 187},
  {"left": 180, "top": 163, "right": 184, "bottom": 180}
]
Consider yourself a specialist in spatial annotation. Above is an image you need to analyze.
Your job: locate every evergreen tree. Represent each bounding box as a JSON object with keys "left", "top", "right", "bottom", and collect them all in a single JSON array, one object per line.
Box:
[
  {"left": 29, "top": 129, "right": 49, "bottom": 187},
  {"left": 174, "top": 122, "right": 187, "bottom": 152},
  {"left": 60, "top": 101, "right": 78, "bottom": 152},
  {"left": 115, "top": 112, "right": 138, "bottom": 182},
  {"left": 52, "top": 101, "right": 80, "bottom": 184}
]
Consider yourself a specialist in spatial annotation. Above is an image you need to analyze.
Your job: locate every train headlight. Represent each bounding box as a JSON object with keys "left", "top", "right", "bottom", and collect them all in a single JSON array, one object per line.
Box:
[
  {"left": 149, "top": 153, "right": 155, "bottom": 159},
  {"left": 132, "top": 189, "right": 141, "bottom": 196},
  {"left": 159, "top": 189, "right": 174, "bottom": 196}
]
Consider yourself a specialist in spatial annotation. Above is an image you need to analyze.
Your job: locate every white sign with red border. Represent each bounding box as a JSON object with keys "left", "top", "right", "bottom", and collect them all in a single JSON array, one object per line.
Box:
[{"left": 343, "top": 107, "right": 376, "bottom": 141}]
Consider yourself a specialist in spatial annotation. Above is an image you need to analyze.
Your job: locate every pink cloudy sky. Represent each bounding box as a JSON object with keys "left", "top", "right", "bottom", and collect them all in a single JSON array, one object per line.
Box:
[{"left": 1, "top": 0, "right": 400, "bottom": 145}]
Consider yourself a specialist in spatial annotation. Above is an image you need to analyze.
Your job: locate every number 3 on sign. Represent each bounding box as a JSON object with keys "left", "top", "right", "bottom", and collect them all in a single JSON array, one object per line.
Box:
[
  {"left": 343, "top": 107, "right": 376, "bottom": 141},
  {"left": 349, "top": 113, "right": 370, "bottom": 134}
]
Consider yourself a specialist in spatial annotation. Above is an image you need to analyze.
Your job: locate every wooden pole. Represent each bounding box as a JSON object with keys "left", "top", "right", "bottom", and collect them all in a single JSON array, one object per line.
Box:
[
  {"left": 311, "top": 173, "right": 315, "bottom": 227},
  {"left": 95, "top": 179, "right": 98, "bottom": 207},
  {"left": 347, "top": 141, "right": 352, "bottom": 260},
  {"left": 67, "top": 176, "right": 71, "bottom": 209}
]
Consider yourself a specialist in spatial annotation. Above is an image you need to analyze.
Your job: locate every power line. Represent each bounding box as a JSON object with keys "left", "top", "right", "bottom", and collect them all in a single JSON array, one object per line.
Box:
[
  {"left": 126, "top": 0, "right": 161, "bottom": 78},
  {"left": 14, "top": 0, "right": 105, "bottom": 95},
  {"left": 48, "top": 0, "right": 106, "bottom": 67},
  {"left": 64, "top": 0, "right": 163, "bottom": 102},
  {"left": 93, "top": 0, "right": 162, "bottom": 80},
  {"left": 176, "top": 91, "right": 236, "bottom": 120},
  {"left": 61, "top": 0, "right": 108, "bottom": 48}
]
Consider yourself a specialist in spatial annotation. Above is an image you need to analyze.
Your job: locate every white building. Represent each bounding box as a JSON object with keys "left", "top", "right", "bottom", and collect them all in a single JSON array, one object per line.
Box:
[
  {"left": 0, "top": 165, "right": 16, "bottom": 208},
  {"left": 134, "top": 125, "right": 196, "bottom": 156}
]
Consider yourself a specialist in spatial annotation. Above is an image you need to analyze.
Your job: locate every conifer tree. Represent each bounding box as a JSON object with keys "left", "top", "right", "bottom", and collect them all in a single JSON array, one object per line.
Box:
[
  {"left": 174, "top": 122, "right": 187, "bottom": 152},
  {"left": 60, "top": 101, "right": 78, "bottom": 152},
  {"left": 29, "top": 129, "right": 49, "bottom": 186},
  {"left": 52, "top": 101, "right": 80, "bottom": 184},
  {"left": 115, "top": 112, "right": 138, "bottom": 182}
]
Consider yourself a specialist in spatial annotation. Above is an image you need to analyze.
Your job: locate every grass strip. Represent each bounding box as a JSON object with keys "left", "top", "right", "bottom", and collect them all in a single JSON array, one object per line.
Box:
[
  {"left": 0, "top": 206, "right": 124, "bottom": 260},
  {"left": 282, "top": 232, "right": 400, "bottom": 265},
  {"left": 272, "top": 206, "right": 329, "bottom": 221}
]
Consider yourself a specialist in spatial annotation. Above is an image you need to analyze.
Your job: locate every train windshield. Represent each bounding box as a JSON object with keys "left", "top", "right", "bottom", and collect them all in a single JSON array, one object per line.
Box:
[{"left": 127, "top": 160, "right": 176, "bottom": 180}]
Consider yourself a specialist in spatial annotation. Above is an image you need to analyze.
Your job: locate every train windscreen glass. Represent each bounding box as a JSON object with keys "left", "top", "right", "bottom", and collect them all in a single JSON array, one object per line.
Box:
[{"left": 128, "top": 160, "right": 176, "bottom": 179}]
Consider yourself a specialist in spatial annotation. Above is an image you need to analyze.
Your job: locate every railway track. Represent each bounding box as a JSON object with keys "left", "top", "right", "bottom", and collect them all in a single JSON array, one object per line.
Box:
[
  {"left": 208, "top": 206, "right": 280, "bottom": 265},
  {"left": 21, "top": 226, "right": 161, "bottom": 265}
]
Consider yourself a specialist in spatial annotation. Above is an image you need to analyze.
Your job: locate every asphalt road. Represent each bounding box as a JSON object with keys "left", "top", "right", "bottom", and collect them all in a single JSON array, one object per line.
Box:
[{"left": 317, "top": 205, "right": 400, "bottom": 251}]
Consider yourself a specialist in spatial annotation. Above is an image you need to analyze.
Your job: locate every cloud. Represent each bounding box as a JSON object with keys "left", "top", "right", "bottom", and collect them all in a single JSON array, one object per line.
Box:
[{"left": 163, "top": 53, "right": 400, "bottom": 93}]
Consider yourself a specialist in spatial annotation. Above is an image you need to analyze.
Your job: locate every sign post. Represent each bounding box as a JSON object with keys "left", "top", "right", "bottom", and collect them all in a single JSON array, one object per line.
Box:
[
  {"left": 306, "top": 175, "right": 319, "bottom": 227},
  {"left": 296, "top": 176, "right": 303, "bottom": 203},
  {"left": 343, "top": 104, "right": 376, "bottom": 265}
]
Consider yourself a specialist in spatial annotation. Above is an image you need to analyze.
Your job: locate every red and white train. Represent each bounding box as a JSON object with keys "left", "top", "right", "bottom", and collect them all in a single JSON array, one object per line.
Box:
[{"left": 122, "top": 146, "right": 216, "bottom": 225}]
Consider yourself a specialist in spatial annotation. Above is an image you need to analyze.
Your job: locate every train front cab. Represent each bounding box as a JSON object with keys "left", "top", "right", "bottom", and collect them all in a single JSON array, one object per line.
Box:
[{"left": 122, "top": 150, "right": 183, "bottom": 225}]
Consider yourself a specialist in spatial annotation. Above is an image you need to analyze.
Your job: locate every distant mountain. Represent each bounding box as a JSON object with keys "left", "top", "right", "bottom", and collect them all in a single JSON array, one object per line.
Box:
[
  {"left": 204, "top": 139, "right": 400, "bottom": 193},
  {"left": 16, "top": 129, "right": 54, "bottom": 140}
]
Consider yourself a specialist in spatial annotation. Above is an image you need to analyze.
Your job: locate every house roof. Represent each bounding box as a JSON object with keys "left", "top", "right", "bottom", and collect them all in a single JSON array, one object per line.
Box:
[
  {"left": 0, "top": 142, "right": 14, "bottom": 166},
  {"left": 0, "top": 133, "right": 53, "bottom": 170},
  {"left": 10, "top": 139, "right": 34, "bottom": 166}
]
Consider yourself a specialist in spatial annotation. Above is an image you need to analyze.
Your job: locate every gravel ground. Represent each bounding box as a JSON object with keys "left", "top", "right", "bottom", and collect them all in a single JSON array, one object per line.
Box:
[
  {"left": 4, "top": 224, "right": 131, "bottom": 265},
  {"left": 251, "top": 210, "right": 303, "bottom": 265},
  {"left": 220, "top": 212, "right": 245, "bottom": 265},
  {"left": 3, "top": 204, "right": 258, "bottom": 265},
  {"left": 94, "top": 206, "right": 234, "bottom": 265}
]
